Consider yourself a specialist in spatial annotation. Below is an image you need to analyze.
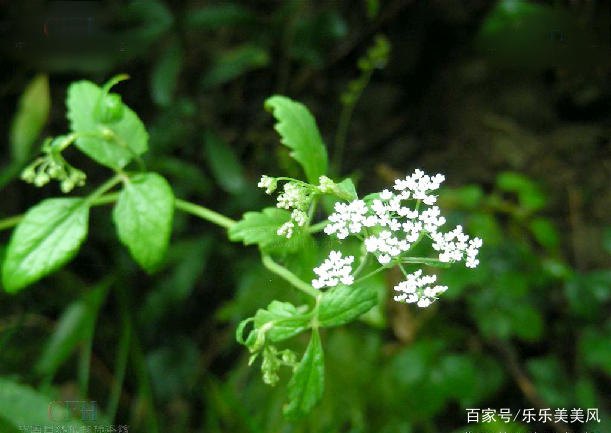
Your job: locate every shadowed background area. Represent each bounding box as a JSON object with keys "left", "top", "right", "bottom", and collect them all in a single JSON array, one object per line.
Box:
[{"left": 0, "top": 1, "right": 609, "bottom": 432}]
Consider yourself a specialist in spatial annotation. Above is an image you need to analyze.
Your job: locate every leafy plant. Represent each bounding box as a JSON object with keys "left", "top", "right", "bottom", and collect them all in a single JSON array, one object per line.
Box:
[{"left": 0, "top": 71, "right": 484, "bottom": 421}]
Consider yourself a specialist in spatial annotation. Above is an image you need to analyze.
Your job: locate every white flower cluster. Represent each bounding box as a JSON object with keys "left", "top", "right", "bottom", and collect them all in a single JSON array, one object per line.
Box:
[
  {"left": 393, "top": 270, "right": 448, "bottom": 308},
  {"left": 257, "top": 175, "right": 277, "bottom": 194},
  {"left": 393, "top": 170, "right": 445, "bottom": 204},
  {"left": 323, "top": 169, "right": 481, "bottom": 268},
  {"left": 259, "top": 175, "right": 354, "bottom": 239},
  {"left": 309, "top": 169, "right": 482, "bottom": 307},
  {"left": 431, "top": 225, "right": 483, "bottom": 268},
  {"left": 317, "top": 175, "right": 335, "bottom": 194},
  {"left": 258, "top": 177, "right": 313, "bottom": 239},
  {"left": 311, "top": 251, "right": 355, "bottom": 289}
]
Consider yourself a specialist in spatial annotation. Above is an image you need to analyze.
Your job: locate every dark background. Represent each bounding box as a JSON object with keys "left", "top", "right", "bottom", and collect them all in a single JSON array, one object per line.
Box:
[{"left": 0, "top": 1, "right": 609, "bottom": 432}]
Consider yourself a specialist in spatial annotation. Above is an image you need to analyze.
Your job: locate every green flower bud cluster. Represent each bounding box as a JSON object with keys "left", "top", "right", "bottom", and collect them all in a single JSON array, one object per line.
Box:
[
  {"left": 20, "top": 136, "right": 86, "bottom": 193},
  {"left": 258, "top": 175, "right": 354, "bottom": 238},
  {"left": 261, "top": 345, "right": 298, "bottom": 386}
]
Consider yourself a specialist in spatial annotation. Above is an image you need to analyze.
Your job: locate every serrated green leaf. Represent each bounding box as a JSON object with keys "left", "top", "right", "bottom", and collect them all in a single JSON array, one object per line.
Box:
[
  {"left": 0, "top": 377, "right": 87, "bottom": 429},
  {"left": 203, "top": 131, "right": 247, "bottom": 194},
  {"left": 67, "top": 80, "right": 149, "bottom": 170},
  {"left": 113, "top": 173, "right": 174, "bottom": 272},
  {"left": 10, "top": 74, "right": 50, "bottom": 163},
  {"left": 318, "top": 283, "right": 377, "bottom": 327},
  {"left": 265, "top": 95, "right": 328, "bottom": 183},
  {"left": 283, "top": 327, "right": 324, "bottom": 420},
  {"left": 254, "top": 301, "right": 311, "bottom": 343},
  {"left": 228, "top": 207, "right": 293, "bottom": 251},
  {"left": 36, "top": 280, "right": 110, "bottom": 376},
  {"left": 2, "top": 198, "right": 89, "bottom": 293}
]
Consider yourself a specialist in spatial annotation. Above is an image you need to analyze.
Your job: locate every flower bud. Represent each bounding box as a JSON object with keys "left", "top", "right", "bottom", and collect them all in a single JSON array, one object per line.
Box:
[{"left": 94, "top": 93, "right": 124, "bottom": 124}]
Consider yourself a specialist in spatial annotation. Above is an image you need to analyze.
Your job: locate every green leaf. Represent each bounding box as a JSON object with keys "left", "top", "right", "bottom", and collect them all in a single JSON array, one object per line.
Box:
[
  {"left": 564, "top": 270, "right": 611, "bottom": 319},
  {"left": 2, "top": 198, "right": 89, "bottom": 293},
  {"left": 438, "top": 354, "right": 478, "bottom": 400},
  {"left": 510, "top": 303, "right": 544, "bottom": 341},
  {"left": 335, "top": 178, "right": 358, "bottom": 201},
  {"left": 113, "top": 173, "right": 174, "bottom": 272},
  {"left": 229, "top": 207, "right": 294, "bottom": 251},
  {"left": 579, "top": 327, "right": 611, "bottom": 376},
  {"left": 265, "top": 95, "right": 328, "bottom": 183},
  {"left": 496, "top": 171, "right": 546, "bottom": 212},
  {"left": 0, "top": 377, "right": 87, "bottom": 429},
  {"left": 186, "top": 3, "right": 255, "bottom": 29},
  {"left": 201, "top": 45, "right": 269, "bottom": 88},
  {"left": 150, "top": 38, "right": 184, "bottom": 107},
  {"left": 203, "top": 131, "right": 247, "bottom": 194},
  {"left": 10, "top": 74, "right": 50, "bottom": 163},
  {"left": 67, "top": 80, "right": 149, "bottom": 170},
  {"left": 439, "top": 185, "right": 484, "bottom": 209},
  {"left": 318, "top": 283, "right": 377, "bottom": 327},
  {"left": 529, "top": 217, "right": 559, "bottom": 250},
  {"left": 36, "top": 280, "right": 110, "bottom": 376},
  {"left": 283, "top": 328, "right": 324, "bottom": 420},
  {"left": 526, "top": 356, "right": 572, "bottom": 408},
  {"left": 254, "top": 301, "right": 311, "bottom": 343}
]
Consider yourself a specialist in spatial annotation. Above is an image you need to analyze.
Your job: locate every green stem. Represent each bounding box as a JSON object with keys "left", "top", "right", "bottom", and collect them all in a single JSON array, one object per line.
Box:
[
  {"left": 175, "top": 199, "right": 236, "bottom": 230},
  {"left": 92, "top": 192, "right": 120, "bottom": 206},
  {"left": 261, "top": 254, "right": 319, "bottom": 299},
  {"left": 78, "top": 322, "right": 94, "bottom": 399},
  {"left": 107, "top": 285, "right": 132, "bottom": 423},
  {"left": 84, "top": 175, "right": 123, "bottom": 206},
  {"left": 307, "top": 220, "right": 329, "bottom": 234},
  {"left": 400, "top": 256, "right": 451, "bottom": 268},
  {"left": 0, "top": 193, "right": 237, "bottom": 233},
  {"left": 397, "top": 262, "right": 410, "bottom": 279},
  {"left": 0, "top": 215, "right": 23, "bottom": 231},
  {"left": 352, "top": 251, "right": 369, "bottom": 278},
  {"left": 333, "top": 69, "right": 374, "bottom": 172},
  {"left": 354, "top": 263, "right": 392, "bottom": 284},
  {"left": 127, "top": 294, "right": 159, "bottom": 433},
  {"left": 307, "top": 197, "right": 318, "bottom": 226}
]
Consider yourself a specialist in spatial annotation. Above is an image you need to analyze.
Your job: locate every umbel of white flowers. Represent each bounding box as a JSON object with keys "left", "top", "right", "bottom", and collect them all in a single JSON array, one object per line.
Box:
[{"left": 258, "top": 169, "right": 482, "bottom": 308}]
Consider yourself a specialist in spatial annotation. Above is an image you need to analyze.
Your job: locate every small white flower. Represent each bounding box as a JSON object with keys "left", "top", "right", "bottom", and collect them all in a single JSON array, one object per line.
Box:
[
  {"left": 257, "top": 175, "right": 277, "bottom": 194},
  {"left": 378, "top": 254, "right": 391, "bottom": 264},
  {"left": 291, "top": 209, "right": 308, "bottom": 227},
  {"left": 431, "top": 225, "right": 482, "bottom": 267},
  {"left": 323, "top": 200, "right": 368, "bottom": 238},
  {"left": 380, "top": 189, "right": 394, "bottom": 200},
  {"left": 393, "top": 270, "right": 448, "bottom": 307},
  {"left": 277, "top": 221, "right": 294, "bottom": 238},
  {"left": 312, "top": 251, "right": 355, "bottom": 289},
  {"left": 318, "top": 175, "right": 335, "bottom": 193}
]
